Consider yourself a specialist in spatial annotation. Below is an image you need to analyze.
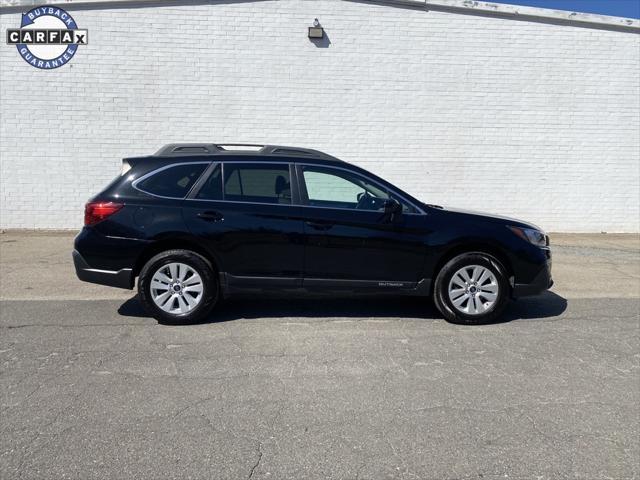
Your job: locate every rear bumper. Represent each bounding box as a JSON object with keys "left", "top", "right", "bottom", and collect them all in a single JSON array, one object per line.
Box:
[
  {"left": 512, "top": 262, "right": 553, "bottom": 298},
  {"left": 73, "top": 249, "right": 134, "bottom": 289}
]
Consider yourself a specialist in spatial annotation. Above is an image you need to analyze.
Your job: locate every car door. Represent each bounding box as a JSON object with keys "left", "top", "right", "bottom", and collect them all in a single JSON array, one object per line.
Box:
[
  {"left": 296, "top": 163, "right": 430, "bottom": 289},
  {"left": 183, "top": 161, "right": 305, "bottom": 288}
]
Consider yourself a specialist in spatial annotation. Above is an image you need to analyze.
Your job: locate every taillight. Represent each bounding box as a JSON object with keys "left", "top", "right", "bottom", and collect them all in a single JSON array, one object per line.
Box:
[{"left": 84, "top": 201, "right": 124, "bottom": 226}]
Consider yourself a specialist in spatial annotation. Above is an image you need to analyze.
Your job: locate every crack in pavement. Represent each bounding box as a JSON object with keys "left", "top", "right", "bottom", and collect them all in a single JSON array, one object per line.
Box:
[
  {"left": 1, "top": 323, "right": 148, "bottom": 329},
  {"left": 248, "top": 442, "right": 263, "bottom": 480}
]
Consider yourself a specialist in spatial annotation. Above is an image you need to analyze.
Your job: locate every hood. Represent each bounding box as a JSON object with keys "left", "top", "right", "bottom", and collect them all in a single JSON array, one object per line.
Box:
[{"left": 425, "top": 204, "right": 543, "bottom": 231}]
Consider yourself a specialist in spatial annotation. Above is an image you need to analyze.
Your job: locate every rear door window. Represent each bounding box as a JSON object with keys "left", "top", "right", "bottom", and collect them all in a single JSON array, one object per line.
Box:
[
  {"left": 136, "top": 163, "right": 208, "bottom": 198},
  {"left": 195, "top": 164, "right": 223, "bottom": 200},
  {"left": 223, "top": 163, "right": 291, "bottom": 205}
]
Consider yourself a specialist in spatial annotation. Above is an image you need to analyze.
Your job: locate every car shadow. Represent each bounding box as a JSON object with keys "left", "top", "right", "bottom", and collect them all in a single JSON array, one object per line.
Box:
[
  {"left": 501, "top": 290, "right": 568, "bottom": 322},
  {"left": 117, "top": 290, "right": 567, "bottom": 325}
]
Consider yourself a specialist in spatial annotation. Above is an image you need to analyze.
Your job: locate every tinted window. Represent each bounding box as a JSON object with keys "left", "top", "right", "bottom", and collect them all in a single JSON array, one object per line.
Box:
[
  {"left": 223, "top": 163, "right": 291, "bottom": 205},
  {"left": 196, "top": 164, "right": 223, "bottom": 200},
  {"left": 302, "top": 166, "right": 415, "bottom": 213},
  {"left": 137, "top": 163, "right": 207, "bottom": 198}
]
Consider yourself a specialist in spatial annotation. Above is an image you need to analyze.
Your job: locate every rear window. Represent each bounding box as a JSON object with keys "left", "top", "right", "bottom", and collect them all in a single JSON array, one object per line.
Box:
[{"left": 136, "top": 163, "right": 207, "bottom": 198}]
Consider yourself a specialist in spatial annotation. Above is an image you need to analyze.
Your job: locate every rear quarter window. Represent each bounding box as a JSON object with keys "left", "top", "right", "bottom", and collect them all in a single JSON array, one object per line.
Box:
[{"left": 135, "top": 163, "right": 207, "bottom": 198}]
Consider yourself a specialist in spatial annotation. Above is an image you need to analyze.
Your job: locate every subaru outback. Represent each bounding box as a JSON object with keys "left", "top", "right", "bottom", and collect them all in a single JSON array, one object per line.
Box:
[{"left": 74, "top": 143, "right": 552, "bottom": 325}]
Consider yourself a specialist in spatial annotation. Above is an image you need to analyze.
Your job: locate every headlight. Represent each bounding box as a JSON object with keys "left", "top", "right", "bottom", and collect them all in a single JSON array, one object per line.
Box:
[{"left": 508, "top": 226, "right": 548, "bottom": 247}]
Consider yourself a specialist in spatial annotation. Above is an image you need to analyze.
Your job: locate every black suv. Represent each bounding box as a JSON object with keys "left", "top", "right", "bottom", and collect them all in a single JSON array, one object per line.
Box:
[{"left": 74, "top": 143, "right": 552, "bottom": 324}]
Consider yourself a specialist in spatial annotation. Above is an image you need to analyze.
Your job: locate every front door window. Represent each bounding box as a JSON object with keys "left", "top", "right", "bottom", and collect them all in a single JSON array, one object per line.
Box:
[{"left": 301, "top": 166, "right": 415, "bottom": 213}]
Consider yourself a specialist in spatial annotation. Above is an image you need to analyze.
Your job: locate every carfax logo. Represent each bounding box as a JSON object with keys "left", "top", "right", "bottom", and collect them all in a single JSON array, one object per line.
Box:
[{"left": 6, "top": 6, "right": 87, "bottom": 69}]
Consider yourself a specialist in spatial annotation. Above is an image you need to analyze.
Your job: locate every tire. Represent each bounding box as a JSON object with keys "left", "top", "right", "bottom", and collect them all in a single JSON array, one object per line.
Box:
[
  {"left": 138, "top": 249, "right": 218, "bottom": 324},
  {"left": 433, "top": 252, "right": 510, "bottom": 325}
]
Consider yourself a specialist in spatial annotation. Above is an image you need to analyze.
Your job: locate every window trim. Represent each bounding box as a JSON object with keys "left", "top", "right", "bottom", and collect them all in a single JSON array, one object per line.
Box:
[
  {"left": 131, "top": 161, "right": 211, "bottom": 200},
  {"left": 296, "top": 163, "right": 426, "bottom": 215}
]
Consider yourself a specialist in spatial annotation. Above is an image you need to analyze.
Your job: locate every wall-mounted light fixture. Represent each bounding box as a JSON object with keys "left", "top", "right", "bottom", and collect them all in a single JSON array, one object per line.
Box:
[{"left": 308, "top": 18, "right": 324, "bottom": 39}]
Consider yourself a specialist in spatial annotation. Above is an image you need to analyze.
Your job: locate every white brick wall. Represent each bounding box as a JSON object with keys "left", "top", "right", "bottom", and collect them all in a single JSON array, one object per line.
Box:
[{"left": 1, "top": 0, "right": 639, "bottom": 231}]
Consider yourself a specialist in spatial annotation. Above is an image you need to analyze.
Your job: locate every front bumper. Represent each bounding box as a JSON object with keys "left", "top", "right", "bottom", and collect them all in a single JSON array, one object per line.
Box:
[
  {"left": 73, "top": 249, "right": 134, "bottom": 289},
  {"left": 512, "top": 261, "right": 553, "bottom": 298}
]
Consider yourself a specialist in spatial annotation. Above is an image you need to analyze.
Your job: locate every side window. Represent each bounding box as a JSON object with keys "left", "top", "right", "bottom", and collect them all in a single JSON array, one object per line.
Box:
[
  {"left": 223, "top": 163, "right": 291, "bottom": 205},
  {"left": 304, "top": 170, "right": 364, "bottom": 204},
  {"left": 136, "top": 163, "right": 207, "bottom": 198},
  {"left": 302, "top": 166, "right": 415, "bottom": 213},
  {"left": 196, "top": 164, "right": 223, "bottom": 200}
]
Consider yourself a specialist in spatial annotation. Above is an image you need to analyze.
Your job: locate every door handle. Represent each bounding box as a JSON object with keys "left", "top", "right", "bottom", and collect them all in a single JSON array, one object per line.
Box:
[
  {"left": 305, "top": 220, "right": 333, "bottom": 231},
  {"left": 197, "top": 211, "right": 224, "bottom": 222}
]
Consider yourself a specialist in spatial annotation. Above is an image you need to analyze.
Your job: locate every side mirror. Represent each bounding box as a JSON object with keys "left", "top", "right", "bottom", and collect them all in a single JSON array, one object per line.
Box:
[{"left": 382, "top": 199, "right": 402, "bottom": 222}]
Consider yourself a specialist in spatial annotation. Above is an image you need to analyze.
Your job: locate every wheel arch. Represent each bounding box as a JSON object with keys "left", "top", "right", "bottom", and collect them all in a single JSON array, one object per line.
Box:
[
  {"left": 133, "top": 237, "right": 221, "bottom": 279},
  {"left": 431, "top": 242, "right": 514, "bottom": 291}
]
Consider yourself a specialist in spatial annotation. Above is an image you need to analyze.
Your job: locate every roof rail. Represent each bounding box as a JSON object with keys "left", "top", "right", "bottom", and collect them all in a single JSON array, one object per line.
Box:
[
  {"left": 261, "top": 145, "right": 340, "bottom": 161},
  {"left": 154, "top": 143, "right": 340, "bottom": 161},
  {"left": 216, "top": 144, "right": 265, "bottom": 151},
  {"left": 155, "top": 144, "right": 222, "bottom": 156}
]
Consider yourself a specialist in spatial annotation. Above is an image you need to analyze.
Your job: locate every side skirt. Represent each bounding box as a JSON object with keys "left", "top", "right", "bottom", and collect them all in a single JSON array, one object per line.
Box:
[{"left": 219, "top": 273, "right": 431, "bottom": 298}]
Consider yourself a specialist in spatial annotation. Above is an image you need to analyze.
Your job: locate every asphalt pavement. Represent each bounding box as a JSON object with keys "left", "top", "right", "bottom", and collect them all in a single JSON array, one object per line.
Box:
[{"left": 1, "top": 232, "right": 639, "bottom": 479}]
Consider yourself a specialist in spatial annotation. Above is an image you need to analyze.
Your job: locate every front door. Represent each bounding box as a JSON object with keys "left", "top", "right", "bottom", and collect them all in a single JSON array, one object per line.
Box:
[{"left": 297, "top": 164, "right": 429, "bottom": 289}]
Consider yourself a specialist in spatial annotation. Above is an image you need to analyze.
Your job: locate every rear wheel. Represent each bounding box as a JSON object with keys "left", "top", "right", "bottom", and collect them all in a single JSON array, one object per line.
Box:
[
  {"left": 433, "top": 252, "right": 509, "bottom": 325},
  {"left": 138, "top": 249, "right": 218, "bottom": 324}
]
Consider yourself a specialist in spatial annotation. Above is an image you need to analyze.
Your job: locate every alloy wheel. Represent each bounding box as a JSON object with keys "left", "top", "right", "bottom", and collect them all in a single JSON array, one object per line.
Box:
[
  {"left": 150, "top": 262, "right": 204, "bottom": 314},
  {"left": 447, "top": 265, "right": 499, "bottom": 315}
]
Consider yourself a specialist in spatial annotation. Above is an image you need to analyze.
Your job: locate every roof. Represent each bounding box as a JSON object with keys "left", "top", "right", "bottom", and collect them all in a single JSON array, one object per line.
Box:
[
  {"left": 125, "top": 143, "right": 343, "bottom": 163},
  {"left": 1, "top": 0, "right": 638, "bottom": 32}
]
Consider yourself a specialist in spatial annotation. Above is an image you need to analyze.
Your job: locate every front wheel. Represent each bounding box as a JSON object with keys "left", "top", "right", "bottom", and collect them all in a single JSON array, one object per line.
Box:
[
  {"left": 433, "top": 253, "right": 510, "bottom": 325},
  {"left": 138, "top": 249, "right": 218, "bottom": 324}
]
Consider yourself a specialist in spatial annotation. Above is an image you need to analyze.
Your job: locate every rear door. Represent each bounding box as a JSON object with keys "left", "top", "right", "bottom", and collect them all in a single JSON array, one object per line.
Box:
[
  {"left": 183, "top": 161, "right": 305, "bottom": 288},
  {"left": 297, "top": 163, "right": 429, "bottom": 289}
]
